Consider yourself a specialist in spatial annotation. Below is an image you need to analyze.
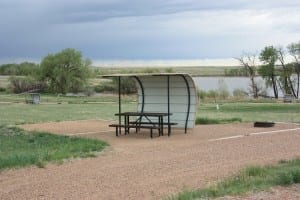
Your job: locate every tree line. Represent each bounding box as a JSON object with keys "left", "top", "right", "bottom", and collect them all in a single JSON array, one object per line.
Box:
[
  {"left": 0, "top": 48, "right": 92, "bottom": 94},
  {"left": 0, "top": 62, "right": 39, "bottom": 76},
  {"left": 0, "top": 42, "right": 299, "bottom": 98},
  {"left": 237, "top": 41, "right": 300, "bottom": 99}
]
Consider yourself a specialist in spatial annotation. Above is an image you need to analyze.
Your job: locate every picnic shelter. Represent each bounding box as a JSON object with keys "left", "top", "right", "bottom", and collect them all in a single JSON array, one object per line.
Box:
[{"left": 104, "top": 73, "right": 198, "bottom": 137}]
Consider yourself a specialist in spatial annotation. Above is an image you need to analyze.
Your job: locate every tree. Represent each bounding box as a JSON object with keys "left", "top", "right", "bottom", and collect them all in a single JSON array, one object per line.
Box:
[
  {"left": 259, "top": 46, "right": 279, "bottom": 99},
  {"left": 40, "top": 48, "right": 91, "bottom": 94},
  {"left": 8, "top": 76, "right": 47, "bottom": 93},
  {"left": 287, "top": 41, "right": 300, "bottom": 98},
  {"left": 112, "top": 77, "right": 137, "bottom": 94},
  {"left": 236, "top": 53, "right": 259, "bottom": 98},
  {"left": 277, "top": 47, "right": 296, "bottom": 97},
  {"left": 0, "top": 62, "right": 39, "bottom": 76}
]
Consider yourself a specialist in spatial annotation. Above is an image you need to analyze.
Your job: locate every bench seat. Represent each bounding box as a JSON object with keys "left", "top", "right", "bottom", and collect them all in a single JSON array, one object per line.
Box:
[
  {"left": 129, "top": 121, "right": 178, "bottom": 126},
  {"left": 109, "top": 120, "right": 178, "bottom": 138},
  {"left": 109, "top": 124, "right": 160, "bottom": 138}
]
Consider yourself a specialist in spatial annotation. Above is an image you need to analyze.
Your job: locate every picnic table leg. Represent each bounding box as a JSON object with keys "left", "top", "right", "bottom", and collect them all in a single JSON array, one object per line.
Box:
[
  {"left": 168, "top": 118, "right": 171, "bottom": 136},
  {"left": 124, "top": 115, "right": 128, "bottom": 135},
  {"left": 160, "top": 116, "right": 164, "bottom": 136},
  {"left": 124, "top": 115, "right": 131, "bottom": 135}
]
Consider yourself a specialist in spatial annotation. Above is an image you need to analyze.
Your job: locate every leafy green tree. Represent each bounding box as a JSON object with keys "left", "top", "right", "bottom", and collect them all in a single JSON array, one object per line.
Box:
[
  {"left": 40, "top": 48, "right": 91, "bottom": 94},
  {"left": 0, "top": 64, "right": 17, "bottom": 75},
  {"left": 112, "top": 77, "right": 137, "bottom": 94},
  {"left": 0, "top": 62, "right": 39, "bottom": 76},
  {"left": 259, "top": 46, "right": 279, "bottom": 98}
]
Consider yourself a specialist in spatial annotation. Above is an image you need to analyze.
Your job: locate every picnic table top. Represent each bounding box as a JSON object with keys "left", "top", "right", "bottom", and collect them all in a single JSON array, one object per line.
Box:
[{"left": 115, "top": 112, "right": 172, "bottom": 117}]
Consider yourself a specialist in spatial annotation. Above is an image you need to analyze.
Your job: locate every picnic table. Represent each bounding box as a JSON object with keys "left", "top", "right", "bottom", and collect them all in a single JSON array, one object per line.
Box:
[{"left": 109, "top": 112, "right": 177, "bottom": 138}]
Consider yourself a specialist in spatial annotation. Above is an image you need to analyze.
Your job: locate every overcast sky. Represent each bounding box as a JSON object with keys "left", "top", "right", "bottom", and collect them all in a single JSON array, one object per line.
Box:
[{"left": 0, "top": 0, "right": 299, "bottom": 65}]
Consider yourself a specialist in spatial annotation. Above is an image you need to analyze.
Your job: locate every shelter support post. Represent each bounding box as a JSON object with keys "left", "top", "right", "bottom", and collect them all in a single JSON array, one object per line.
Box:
[
  {"left": 167, "top": 75, "right": 171, "bottom": 136},
  {"left": 180, "top": 75, "right": 191, "bottom": 133},
  {"left": 118, "top": 76, "right": 121, "bottom": 136},
  {"left": 133, "top": 76, "right": 145, "bottom": 113}
]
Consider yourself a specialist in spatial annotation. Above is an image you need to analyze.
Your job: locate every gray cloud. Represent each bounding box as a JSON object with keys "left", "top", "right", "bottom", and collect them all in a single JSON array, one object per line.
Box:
[
  {"left": 0, "top": 0, "right": 299, "bottom": 62},
  {"left": 57, "top": 0, "right": 300, "bottom": 23},
  {"left": 59, "top": 0, "right": 244, "bottom": 23}
]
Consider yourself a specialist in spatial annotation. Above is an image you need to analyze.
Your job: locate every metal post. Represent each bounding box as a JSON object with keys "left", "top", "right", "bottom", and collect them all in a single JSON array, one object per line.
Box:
[
  {"left": 181, "top": 75, "right": 191, "bottom": 134},
  {"left": 167, "top": 75, "right": 170, "bottom": 136},
  {"left": 133, "top": 76, "right": 145, "bottom": 113},
  {"left": 133, "top": 76, "right": 145, "bottom": 124},
  {"left": 118, "top": 76, "right": 121, "bottom": 136}
]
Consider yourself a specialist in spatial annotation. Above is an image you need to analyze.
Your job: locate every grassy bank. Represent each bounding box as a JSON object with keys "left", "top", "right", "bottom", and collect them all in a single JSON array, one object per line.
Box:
[
  {"left": 198, "top": 103, "right": 300, "bottom": 123},
  {"left": 0, "top": 103, "right": 137, "bottom": 125},
  {"left": 0, "top": 93, "right": 136, "bottom": 104},
  {"left": 196, "top": 117, "right": 242, "bottom": 124},
  {"left": 0, "top": 97, "right": 299, "bottom": 126},
  {"left": 95, "top": 66, "right": 235, "bottom": 77},
  {"left": 0, "top": 126, "right": 108, "bottom": 171},
  {"left": 171, "top": 159, "right": 300, "bottom": 200}
]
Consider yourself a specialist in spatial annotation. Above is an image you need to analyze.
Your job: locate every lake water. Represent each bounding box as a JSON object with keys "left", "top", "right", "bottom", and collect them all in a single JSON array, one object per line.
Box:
[{"left": 193, "top": 77, "right": 283, "bottom": 97}]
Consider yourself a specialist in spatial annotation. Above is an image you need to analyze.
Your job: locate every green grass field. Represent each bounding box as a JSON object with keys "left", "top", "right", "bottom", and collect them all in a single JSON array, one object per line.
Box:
[
  {"left": 0, "top": 103, "right": 137, "bottom": 125},
  {"left": 0, "top": 95, "right": 299, "bottom": 126},
  {"left": 198, "top": 102, "right": 300, "bottom": 123},
  {"left": 0, "top": 125, "right": 108, "bottom": 171},
  {"left": 171, "top": 159, "right": 300, "bottom": 200},
  {"left": 0, "top": 93, "right": 136, "bottom": 104}
]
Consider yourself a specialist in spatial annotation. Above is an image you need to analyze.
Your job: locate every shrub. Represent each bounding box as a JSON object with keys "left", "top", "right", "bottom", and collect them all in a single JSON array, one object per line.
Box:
[
  {"left": 93, "top": 77, "right": 137, "bottom": 94},
  {"left": 276, "top": 171, "right": 294, "bottom": 185},
  {"left": 141, "top": 68, "right": 160, "bottom": 73},
  {"left": 243, "top": 166, "right": 267, "bottom": 177},
  {"left": 291, "top": 169, "right": 300, "bottom": 183},
  {"left": 197, "top": 90, "right": 207, "bottom": 100},
  {"left": 224, "top": 68, "right": 248, "bottom": 76},
  {"left": 0, "top": 87, "right": 6, "bottom": 92},
  {"left": 207, "top": 90, "right": 219, "bottom": 100},
  {"left": 196, "top": 117, "right": 219, "bottom": 124},
  {"left": 165, "top": 68, "right": 174, "bottom": 73},
  {"left": 94, "top": 83, "right": 115, "bottom": 93},
  {"left": 8, "top": 76, "right": 47, "bottom": 93},
  {"left": 112, "top": 77, "right": 137, "bottom": 94},
  {"left": 233, "top": 88, "right": 246, "bottom": 98},
  {"left": 218, "top": 79, "right": 229, "bottom": 99},
  {"left": 0, "top": 62, "right": 39, "bottom": 76},
  {"left": 84, "top": 87, "right": 95, "bottom": 96},
  {"left": 195, "top": 117, "right": 242, "bottom": 124}
]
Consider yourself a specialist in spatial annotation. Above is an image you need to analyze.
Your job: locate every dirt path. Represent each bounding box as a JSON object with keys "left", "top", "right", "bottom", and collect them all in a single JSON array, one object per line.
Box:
[{"left": 1, "top": 121, "right": 300, "bottom": 200}]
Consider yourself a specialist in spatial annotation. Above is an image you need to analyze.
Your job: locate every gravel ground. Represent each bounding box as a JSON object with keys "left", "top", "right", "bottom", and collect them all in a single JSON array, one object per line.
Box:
[{"left": 0, "top": 121, "right": 300, "bottom": 200}]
